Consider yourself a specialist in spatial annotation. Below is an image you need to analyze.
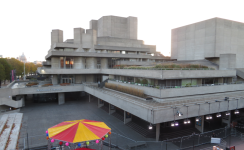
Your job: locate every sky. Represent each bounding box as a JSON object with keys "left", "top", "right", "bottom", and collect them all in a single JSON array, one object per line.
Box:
[{"left": 0, "top": 0, "right": 244, "bottom": 62}]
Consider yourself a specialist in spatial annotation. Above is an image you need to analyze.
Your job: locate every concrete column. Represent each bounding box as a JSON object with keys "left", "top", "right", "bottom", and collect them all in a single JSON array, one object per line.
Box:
[
  {"left": 109, "top": 104, "right": 116, "bottom": 115},
  {"left": 58, "top": 93, "right": 65, "bottom": 105},
  {"left": 74, "top": 57, "right": 85, "bottom": 69},
  {"left": 52, "top": 75, "right": 58, "bottom": 84},
  {"left": 101, "top": 58, "right": 108, "bottom": 69},
  {"left": 51, "top": 57, "right": 60, "bottom": 69},
  {"left": 98, "top": 99, "right": 104, "bottom": 108},
  {"left": 156, "top": 123, "right": 160, "bottom": 141},
  {"left": 195, "top": 116, "right": 204, "bottom": 133},
  {"left": 86, "top": 57, "right": 97, "bottom": 69},
  {"left": 89, "top": 94, "right": 91, "bottom": 102},
  {"left": 124, "top": 111, "right": 132, "bottom": 124}
]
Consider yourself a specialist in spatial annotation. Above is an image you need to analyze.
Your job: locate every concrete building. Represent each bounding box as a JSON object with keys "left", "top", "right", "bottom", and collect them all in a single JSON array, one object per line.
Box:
[
  {"left": 1, "top": 16, "right": 244, "bottom": 142},
  {"left": 171, "top": 17, "right": 244, "bottom": 68}
]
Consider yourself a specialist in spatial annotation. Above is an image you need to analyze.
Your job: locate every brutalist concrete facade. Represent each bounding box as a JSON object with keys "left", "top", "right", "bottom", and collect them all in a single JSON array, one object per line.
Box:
[{"left": 171, "top": 17, "right": 244, "bottom": 68}]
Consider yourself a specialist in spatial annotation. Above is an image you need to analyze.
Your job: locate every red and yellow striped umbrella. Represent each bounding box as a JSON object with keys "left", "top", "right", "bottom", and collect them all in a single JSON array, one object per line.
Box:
[{"left": 48, "top": 119, "right": 111, "bottom": 143}]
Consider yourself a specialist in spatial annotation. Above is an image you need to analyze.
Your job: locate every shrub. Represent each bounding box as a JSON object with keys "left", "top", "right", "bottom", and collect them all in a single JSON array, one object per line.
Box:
[
  {"left": 42, "top": 83, "right": 53, "bottom": 87},
  {"left": 135, "top": 78, "right": 141, "bottom": 83},
  {"left": 141, "top": 79, "right": 148, "bottom": 84}
]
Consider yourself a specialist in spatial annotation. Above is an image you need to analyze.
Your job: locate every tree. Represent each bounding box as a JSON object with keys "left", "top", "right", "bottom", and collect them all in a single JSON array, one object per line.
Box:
[
  {"left": 0, "top": 58, "right": 12, "bottom": 83},
  {"left": 6, "top": 58, "right": 24, "bottom": 77},
  {"left": 0, "top": 64, "right": 5, "bottom": 88}
]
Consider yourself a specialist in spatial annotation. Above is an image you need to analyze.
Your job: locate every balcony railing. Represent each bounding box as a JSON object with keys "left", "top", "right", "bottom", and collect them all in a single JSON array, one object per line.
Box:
[{"left": 109, "top": 79, "right": 244, "bottom": 90}]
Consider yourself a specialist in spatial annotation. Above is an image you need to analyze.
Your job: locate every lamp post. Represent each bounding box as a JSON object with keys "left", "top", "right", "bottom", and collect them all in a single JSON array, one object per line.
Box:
[{"left": 24, "top": 62, "right": 26, "bottom": 80}]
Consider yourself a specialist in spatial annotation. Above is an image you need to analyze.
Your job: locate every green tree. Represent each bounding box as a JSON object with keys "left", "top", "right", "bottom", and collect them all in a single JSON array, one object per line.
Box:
[
  {"left": 6, "top": 58, "right": 24, "bottom": 77},
  {"left": 0, "top": 58, "right": 12, "bottom": 83},
  {"left": 0, "top": 64, "right": 5, "bottom": 88}
]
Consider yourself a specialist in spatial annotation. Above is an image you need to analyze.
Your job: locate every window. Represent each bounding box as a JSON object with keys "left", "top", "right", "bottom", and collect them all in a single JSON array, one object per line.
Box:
[
  {"left": 60, "top": 57, "right": 64, "bottom": 68},
  {"left": 60, "top": 57, "right": 74, "bottom": 69}
]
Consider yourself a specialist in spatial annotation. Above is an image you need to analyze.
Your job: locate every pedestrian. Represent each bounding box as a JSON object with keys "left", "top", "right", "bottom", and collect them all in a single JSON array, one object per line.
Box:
[{"left": 212, "top": 133, "right": 216, "bottom": 138}]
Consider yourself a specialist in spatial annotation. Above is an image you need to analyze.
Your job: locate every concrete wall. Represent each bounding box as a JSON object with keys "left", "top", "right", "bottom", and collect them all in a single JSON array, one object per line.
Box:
[
  {"left": 75, "top": 75, "right": 85, "bottom": 83},
  {"left": 219, "top": 54, "right": 236, "bottom": 70},
  {"left": 86, "top": 57, "right": 97, "bottom": 69},
  {"left": 46, "top": 51, "right": 166, "bottom": 60},
  {"left": 51, "top": 29, "right": 63, "bottom": 45},
  {"left": 52, "top": 75, "right": 58, "bottom": 84},
  {"left": 97, "top": 16, "right": 137, "bottom": 39},
  {"left": 51, "top": 57, "right": 59, "bottom": 69},
  {"left": 108, "top": 80, "right": 244, "bottom": 98},
  {"left": 86, "top": 75, "right": 94, "bottom": 82},
  {"left": 171, "top": 17, "right": 244, "bottom": 68},
  {"left": 74, "top": 57, "right": 85, "bottom": 69},
  {"left": 82, "top": 29, "right": 97, "bottom": 51},
  {"left": 74, "top": 28, "right": 85, "bottom": 44},
  {"left": 101, "top": 58, "right": 108, "bottom": 69},
  {"left": 38, "top": 68, "right": 236, "bottom": 79}
]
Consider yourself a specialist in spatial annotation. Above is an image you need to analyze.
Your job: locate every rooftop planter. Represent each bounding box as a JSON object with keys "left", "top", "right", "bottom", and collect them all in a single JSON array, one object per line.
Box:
[
  {"left": 42, "top": 83, "right": 53, "bottom": 87},
  {"left": 60, "top": 83, "right": 70, "bottom": 86}
]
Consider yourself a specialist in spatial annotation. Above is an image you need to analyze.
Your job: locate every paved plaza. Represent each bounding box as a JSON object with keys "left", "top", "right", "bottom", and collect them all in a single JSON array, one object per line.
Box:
[{"left": 17, "top": 95, "right": 179, "bottom": 149}]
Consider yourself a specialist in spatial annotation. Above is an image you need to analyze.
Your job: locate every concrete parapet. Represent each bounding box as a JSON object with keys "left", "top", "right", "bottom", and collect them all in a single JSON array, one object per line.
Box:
[{"left": 219, "top": 53, "right": 236, "bottom": 70}]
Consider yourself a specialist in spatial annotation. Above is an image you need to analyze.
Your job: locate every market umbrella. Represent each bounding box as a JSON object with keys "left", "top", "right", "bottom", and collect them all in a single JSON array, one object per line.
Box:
[{"left": 48, "top": 119, "right": 111, "bottom": 143}]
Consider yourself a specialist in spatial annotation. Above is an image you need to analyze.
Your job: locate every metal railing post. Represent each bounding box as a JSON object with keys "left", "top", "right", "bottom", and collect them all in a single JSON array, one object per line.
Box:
[
  {"left": 198, "top": 134, "right": 200, "bottom": 146},
  {"left": 180, "top": 137, "right": 183, "bottom": 149}
]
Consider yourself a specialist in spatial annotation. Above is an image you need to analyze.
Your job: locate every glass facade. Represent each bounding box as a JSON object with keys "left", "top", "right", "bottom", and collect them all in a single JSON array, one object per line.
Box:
[{"left": 60, "top": 57, "right": 74, "bottom": 69}]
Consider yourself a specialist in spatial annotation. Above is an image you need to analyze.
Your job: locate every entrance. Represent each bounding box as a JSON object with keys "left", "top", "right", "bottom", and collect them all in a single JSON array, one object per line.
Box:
[{"left": 62, "top": 78, "right": 74, "bottom": 84}]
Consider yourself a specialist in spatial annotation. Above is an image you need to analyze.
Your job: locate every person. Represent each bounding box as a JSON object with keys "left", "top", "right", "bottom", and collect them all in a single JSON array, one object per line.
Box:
[{"left": 212, "top": 133, "right": 216, "bottom": 138}]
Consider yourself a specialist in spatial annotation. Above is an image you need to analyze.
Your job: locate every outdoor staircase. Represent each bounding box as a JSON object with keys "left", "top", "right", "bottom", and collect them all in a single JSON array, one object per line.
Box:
[
  {"left": 160, "top": 127, "right": 201, "bottom": 140},
  {"left": 0, "top": 113, "right": 23, "bottom": 150}
]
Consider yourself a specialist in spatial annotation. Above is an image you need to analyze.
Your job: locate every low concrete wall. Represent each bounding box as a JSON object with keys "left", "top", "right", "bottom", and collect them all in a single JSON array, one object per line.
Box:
[
  {"left": 108, "top": 80, "right": 244, "bottom": 98},
  {"left": 37, "top": 68, "right": 236, "bottom": 79},
  {"left": 11, "top": 84, "right": 84, "bottom": 96}
]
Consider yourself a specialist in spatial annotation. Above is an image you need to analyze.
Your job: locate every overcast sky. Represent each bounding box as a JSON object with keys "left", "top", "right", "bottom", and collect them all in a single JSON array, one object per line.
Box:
[{"left": 0, "top": 0, "right": 243, "bottom": 62}]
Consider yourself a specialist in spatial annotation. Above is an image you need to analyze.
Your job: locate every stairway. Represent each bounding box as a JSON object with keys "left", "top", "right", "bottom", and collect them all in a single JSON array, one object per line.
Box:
[
  {"left": 160, "top": 127, "right": 200, "bottom": 140},
  {"left": 0, "top": 113, "right": 23, "bottom": 150}
]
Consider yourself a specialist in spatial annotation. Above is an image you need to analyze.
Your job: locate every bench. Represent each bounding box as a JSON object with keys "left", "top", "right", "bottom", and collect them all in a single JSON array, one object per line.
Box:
[{"left": 127, "top": 142, "right": 147, "bottom": 149}]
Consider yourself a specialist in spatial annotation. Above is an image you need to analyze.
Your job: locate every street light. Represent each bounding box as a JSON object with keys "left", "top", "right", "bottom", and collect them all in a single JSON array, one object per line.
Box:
[
  {"left": 216, "top": 100, "right": 222, "bottom": 118},
  {"left": 206, "top": 102, "right": 212, "bottom": 120},
  {"left": 184, "top": 105, "right": 190, "bottom": 124},
  {"left": 196, "top": 103, "right": 201, "bottom": 122},
  {"left": 234, "top": 99, "right": 239, "bottom": 115}
]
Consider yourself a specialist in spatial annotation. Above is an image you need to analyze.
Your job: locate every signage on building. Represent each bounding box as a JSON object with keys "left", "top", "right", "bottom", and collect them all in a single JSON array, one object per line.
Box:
[{"left": 36, "top": 89, "right": 62, "bottom": 92}]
